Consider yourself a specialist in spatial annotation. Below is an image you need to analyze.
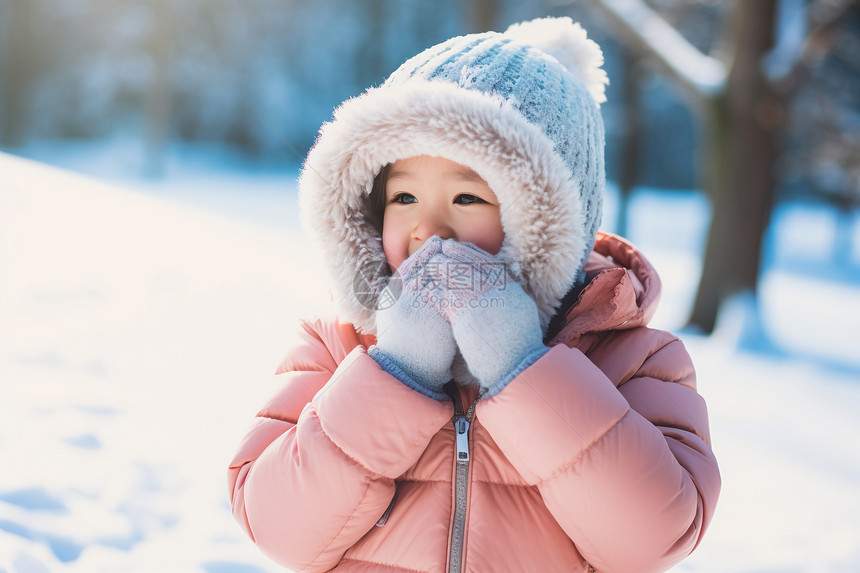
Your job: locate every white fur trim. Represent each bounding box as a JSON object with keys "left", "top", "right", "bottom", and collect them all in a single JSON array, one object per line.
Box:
[{"left": 300, "top": 80, "right": 588, "bottom": 334}]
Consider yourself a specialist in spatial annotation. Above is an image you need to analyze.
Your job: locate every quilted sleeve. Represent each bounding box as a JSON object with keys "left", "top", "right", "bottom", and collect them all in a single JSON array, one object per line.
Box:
[
  {"left": 227, "top": 318, "right": 452, "bottom": 572},
  {"left": 475, "top": 337, "right": 720, "bottom": 573}
]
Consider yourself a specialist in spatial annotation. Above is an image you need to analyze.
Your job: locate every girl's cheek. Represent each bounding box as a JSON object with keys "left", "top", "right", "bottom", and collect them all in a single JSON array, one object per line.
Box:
[
  {"left": 467, "top": 213, "right": 505, "bottom": 255},
  {"left": 381, "top": 219, "right": 408, "bottom": 270}
]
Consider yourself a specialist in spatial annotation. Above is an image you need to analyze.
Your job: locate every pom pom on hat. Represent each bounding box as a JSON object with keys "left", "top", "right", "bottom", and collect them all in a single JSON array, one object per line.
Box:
[{"left": 504, "top": 17, "right": 608, "bottom": 107}]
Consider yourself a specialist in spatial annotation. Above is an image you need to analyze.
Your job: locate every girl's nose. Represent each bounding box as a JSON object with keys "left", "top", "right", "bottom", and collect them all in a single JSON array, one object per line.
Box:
[{"left": 413, "top": 217, "right": 456, "bottom": 243}]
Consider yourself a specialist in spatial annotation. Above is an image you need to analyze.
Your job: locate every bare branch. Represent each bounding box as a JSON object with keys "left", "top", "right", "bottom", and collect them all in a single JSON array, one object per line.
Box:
[
  {"left": 771, "top": 0, "right": 856, "bottom": 95},
  {"left": 588, "top": 0, "right": 727, "bottom": 103}
]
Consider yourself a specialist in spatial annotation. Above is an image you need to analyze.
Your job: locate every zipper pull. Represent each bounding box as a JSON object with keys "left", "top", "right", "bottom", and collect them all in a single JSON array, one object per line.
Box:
[
  {"left": 375, "top": 484, "right": 400, "bottom": 527},
  {"left": 455, "top": 417, "right": 470, "bottom": 463}
]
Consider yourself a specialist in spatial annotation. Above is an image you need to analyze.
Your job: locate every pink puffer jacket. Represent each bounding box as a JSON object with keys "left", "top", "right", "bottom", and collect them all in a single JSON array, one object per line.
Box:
[{"left": 228, "top": 233, "right": 721, "bottom": 572}]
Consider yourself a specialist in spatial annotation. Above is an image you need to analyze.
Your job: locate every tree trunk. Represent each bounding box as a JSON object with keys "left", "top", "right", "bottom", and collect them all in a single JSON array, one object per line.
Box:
[
  {"left": 0, "top": 1, "right": 37, "bottom": 148},
  {"left": 143, "top": 0, "right": 173, "bottom": 178},
  {"left": 616, "top": 51, "right": 642, "bottom": 238},
  {"left": 689, "top": 94, "right": 731, "bottom": 331},
  {"left": 470, "top": 0, "right": 499, "bottom": 33},
  {"left": 687, "top": 0, "right": 781, "bottom": 333}
]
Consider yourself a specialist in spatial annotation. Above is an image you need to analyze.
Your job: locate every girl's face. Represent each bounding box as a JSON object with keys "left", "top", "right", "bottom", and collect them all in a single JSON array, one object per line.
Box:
[{"left": 382, "top": 155, "right": 505, "bottom": 270}]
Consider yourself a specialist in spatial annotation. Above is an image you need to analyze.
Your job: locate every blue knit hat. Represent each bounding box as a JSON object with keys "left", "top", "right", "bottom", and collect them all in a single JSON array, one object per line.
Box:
[{"left": 300, "top": 17, "right": 608, "bottom": 334}]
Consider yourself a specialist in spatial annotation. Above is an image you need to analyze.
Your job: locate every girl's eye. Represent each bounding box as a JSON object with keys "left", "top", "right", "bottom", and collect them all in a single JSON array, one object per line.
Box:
[
  {"left": 454, "top": 194, "right": 486, "bottom": 205},
  {"left": 391, "top": 193, "right": 417, "bottom": 204}
]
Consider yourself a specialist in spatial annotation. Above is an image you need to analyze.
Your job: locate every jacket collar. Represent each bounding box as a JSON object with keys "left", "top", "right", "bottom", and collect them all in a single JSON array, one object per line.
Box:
[{"left": 547, "top": 232, "right": 661, "bottom": 346}]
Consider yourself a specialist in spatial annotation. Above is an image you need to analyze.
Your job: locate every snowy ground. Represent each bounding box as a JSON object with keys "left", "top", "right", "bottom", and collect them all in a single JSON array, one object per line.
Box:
[{"left": 2, "top": 145, "right": 860, "bottom": 572}]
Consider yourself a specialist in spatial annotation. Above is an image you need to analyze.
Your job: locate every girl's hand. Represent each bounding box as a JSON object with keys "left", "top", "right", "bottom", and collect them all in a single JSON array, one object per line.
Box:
[
  {"left": 369, "top": 236, "right": 457, "bottom": 400},
  {"left": 435, "top": 240, "right": 548, "bottom": 398}
]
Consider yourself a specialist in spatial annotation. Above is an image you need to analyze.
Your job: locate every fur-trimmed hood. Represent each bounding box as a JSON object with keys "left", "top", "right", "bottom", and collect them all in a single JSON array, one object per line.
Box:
[{"left": 299, "top": 17, "right": 608, "bottom": 334}]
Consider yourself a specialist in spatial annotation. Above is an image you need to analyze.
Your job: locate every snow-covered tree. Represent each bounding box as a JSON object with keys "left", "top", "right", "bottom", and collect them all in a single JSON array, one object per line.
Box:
[{"left": 586, "top": 0, "right": 857, "bottom": 334}]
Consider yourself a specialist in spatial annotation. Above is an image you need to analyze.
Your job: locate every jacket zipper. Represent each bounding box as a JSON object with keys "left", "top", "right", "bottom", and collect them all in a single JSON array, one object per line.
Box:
[
  {"left": 375, "top": 483, "right": 400, "bottom": 527},
  {"left": 448, "top": 389, "right": 476, "bottom": 573}
]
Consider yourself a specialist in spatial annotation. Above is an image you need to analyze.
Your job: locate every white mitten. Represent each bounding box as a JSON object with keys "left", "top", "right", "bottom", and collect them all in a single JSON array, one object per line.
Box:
[
  {"left": 436, "top": 240, "right": 548, "bottom": 398},
  {"left": 369, "top": 236, "right": 456, "bottom": 400}
]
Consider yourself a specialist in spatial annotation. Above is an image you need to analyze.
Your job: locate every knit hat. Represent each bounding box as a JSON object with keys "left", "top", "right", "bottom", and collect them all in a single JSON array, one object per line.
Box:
[{"left": 299, "top": 16, "right": 608, "bottom": 334}]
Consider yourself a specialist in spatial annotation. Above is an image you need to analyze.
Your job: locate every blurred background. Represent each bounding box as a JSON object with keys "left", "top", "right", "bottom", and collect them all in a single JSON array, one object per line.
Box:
[
  {"left": 2, "top": 0, "right": 860, "bottom": 572},
  {"left": 2, "top": 0, "right": 859, "bottom": 333}
]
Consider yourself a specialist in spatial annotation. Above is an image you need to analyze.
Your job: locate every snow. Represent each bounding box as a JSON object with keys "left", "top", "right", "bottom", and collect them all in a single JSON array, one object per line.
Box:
[{"left": 2, "top": 146, "right": 860, "bottom": 572}]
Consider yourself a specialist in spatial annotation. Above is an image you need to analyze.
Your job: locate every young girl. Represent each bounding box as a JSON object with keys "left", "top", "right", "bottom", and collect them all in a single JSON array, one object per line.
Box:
[{"left": 228, "top": 17, "right": 720, "bottom": 573}]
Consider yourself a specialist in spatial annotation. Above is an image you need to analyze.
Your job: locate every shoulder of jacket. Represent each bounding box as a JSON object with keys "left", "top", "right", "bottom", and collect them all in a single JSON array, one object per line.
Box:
[
  {"left": 573, "top": 325, "right": 695, "bottom": 390},
  {"left": 276, "top": 313, "right": 375, "bottom": 375}
]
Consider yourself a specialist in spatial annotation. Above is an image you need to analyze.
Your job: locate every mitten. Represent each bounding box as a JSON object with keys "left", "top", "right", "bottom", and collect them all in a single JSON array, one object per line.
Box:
[
  {"left": 437, "top": 239, "right": 548, "bottom": 398},
  {"left": 369, "top": 236, "right": 456, "bottom": 400}
]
